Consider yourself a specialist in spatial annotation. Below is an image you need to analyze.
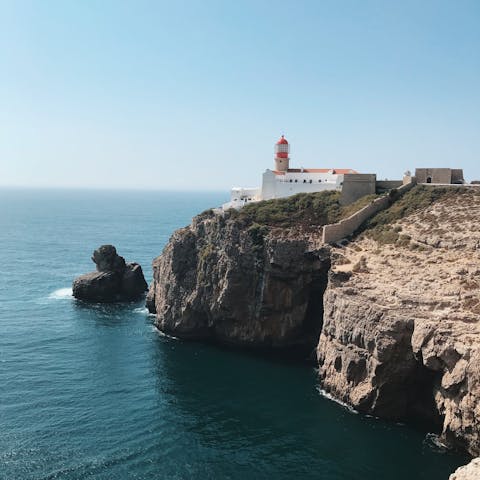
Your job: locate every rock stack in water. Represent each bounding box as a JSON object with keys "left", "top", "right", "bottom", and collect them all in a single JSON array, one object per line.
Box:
[{"left": 73, "top": 245, "right": 148, "bottom": 302}]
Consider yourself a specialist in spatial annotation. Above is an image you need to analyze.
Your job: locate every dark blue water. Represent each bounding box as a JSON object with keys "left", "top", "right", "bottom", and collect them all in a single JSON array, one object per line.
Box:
[{"left": 0, "top": 188, "right": 467, "bottom": 479}]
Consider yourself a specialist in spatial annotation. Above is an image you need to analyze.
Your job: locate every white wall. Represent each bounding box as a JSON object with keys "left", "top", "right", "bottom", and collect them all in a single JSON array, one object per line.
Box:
[
  {"left": 223, "top": 169, "right": 345, "bottom": 210},
  {"left": 262, "top": 169, "right": 343, "bottom": 200},
  {"left": 230, "top": 187, "right": 261, "bottom": 202},
  {"left": 261, "top": 170, "right": 277, "bottom": 200}
]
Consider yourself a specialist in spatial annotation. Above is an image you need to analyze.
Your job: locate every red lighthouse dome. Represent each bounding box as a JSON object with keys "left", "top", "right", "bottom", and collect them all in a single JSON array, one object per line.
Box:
[
  {"left": 274, "top": 135, "right": 290, "bottom": 171},
  {"left": 274, "top": 135, "right": 290, "bottom": 159}
]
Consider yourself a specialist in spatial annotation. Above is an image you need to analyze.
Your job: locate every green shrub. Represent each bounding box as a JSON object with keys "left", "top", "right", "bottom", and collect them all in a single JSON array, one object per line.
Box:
[
  {"left": 198, "top": 243, "right": 215, "bottom": 263},
  {"left": 247, "top": 223, "right": 269, "bottom": 248},
  {"left": 368, "top": 226, "right": 400, "bottom": 245}
]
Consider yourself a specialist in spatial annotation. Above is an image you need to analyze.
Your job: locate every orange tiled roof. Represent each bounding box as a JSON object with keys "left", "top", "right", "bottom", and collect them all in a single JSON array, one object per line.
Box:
[{"left": 272, "top": 168, "right": 358, "bottom": 175}]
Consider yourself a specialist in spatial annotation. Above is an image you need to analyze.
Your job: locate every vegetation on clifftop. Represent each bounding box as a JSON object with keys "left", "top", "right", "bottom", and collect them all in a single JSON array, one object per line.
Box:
[
  {"left": 363, "top": 185, "right": 478, "bottom": 245},
  {"left": 227, "top": 190, "right": 381, "bottom": 231}
]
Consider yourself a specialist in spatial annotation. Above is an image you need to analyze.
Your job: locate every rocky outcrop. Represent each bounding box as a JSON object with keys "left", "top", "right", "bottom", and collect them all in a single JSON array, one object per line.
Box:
[
  {"left": 146, "top": 283, "right": 156, "bottom": 314},
  {"left": 450, "top": 458, "right": 480, "bottom": 480},
  {"left": 149, "top": 210, "right": 330, "bottom": 349},
  {"left": 73, "top": 245, "right": 148, "bottom": 302},
  {"left": 318, "top": 190, "right": 480, "bottom": 456}
]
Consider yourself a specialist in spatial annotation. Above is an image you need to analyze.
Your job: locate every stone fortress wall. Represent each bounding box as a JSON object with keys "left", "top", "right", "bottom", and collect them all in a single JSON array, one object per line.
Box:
[
  {"left": 415, "top": 168, "right": 464, "bottom": 184},
  {"left": 339, "top": 174, "right": 377, "bottom": 205},
  {"left": 322, "top": 180, "right": 416, "bottom": 244}
]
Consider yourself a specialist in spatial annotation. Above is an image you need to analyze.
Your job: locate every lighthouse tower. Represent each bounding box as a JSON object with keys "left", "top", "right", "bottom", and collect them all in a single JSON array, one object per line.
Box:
[{"left": 274, "top": 135, "right": 290, "bottom": 172}]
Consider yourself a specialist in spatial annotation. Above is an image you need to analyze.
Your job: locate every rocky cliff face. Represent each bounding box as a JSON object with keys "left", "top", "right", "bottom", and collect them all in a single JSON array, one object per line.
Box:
[
  {"left": 149, "top": 209, "right": 330, "bottom": 349},
  {"left": 318, "top": 189, "right": 480, "bottom": 456},
  {"left": 149, "top": 187, "right": 480, "bottom": 458}
]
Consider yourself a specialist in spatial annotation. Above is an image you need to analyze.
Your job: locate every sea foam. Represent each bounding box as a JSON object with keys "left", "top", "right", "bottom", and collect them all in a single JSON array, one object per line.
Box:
[
  {"left": 134, "top": 307, "right": 149, "bottom": 314},
  {"left": 48, "top": 287, "right": 73, "bottom": 300},
  {"left": 316, "top": 386, "right": 359, "bottom": 414}
]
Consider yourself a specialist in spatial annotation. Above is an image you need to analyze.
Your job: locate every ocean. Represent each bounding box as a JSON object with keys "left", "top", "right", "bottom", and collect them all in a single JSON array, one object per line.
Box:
[{"left": 0, "top": 188, "right": 467, "bottom": 479}]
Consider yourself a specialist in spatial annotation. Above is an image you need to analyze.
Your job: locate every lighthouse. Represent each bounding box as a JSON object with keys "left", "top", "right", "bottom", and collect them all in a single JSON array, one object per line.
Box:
[
  {"left": 274, "top": 135, "right": 290, "bottom": 172},
  {"left": 222, "top": 134, "right": 370, "bottom": 210}
]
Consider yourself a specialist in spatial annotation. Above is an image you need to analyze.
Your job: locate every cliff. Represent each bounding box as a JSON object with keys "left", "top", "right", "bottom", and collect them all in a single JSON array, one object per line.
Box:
[
  {"left": 148, "top": 193, "right": 339, "bottom": 349},
  {"left": 318, "top": 187, "right": 480, "bottom": 456},
  {"left": 149, "top": 186, "right": 480, "bottom": 457}
]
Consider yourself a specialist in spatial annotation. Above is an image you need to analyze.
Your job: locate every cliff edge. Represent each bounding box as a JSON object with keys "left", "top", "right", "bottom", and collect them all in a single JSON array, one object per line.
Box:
[{"left": 318, "top": 187, "right": 480, "bottom": 455}]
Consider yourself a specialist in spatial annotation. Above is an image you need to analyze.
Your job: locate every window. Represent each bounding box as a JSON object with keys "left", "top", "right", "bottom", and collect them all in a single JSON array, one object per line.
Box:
[
  {"left": 303, "top": 179, "right": 306, "bottom": 183},
  {"left": 295, "top": 179, "right": 298, "bottom": 183},
  {"left": 289, "top": 179, "right": 292, "bottom": 183},
  {"left": 309, "top": 179, "right": 312, "bottom": 183}
]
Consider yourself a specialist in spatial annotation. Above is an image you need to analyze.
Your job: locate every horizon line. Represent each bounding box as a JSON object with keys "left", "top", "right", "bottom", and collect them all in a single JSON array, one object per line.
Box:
[{"left": 0, "top": 184, "right": 230, "bottom": 194}]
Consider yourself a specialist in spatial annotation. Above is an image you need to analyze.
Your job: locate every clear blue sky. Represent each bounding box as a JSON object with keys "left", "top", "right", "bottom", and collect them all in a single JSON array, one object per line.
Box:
[{"left": 1, "top": 0, "right": 479, "bottom": 190}]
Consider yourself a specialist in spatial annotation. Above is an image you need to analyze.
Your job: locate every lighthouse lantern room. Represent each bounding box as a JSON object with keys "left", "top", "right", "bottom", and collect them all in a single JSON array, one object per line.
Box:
[{"left": 274, "top": 135, "right": 290, "bottom": 172}]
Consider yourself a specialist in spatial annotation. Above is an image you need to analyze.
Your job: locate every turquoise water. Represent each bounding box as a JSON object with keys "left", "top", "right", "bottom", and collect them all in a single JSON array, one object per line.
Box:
[{"left": 0, "top": 188, "right": 467, "bottom": 479}]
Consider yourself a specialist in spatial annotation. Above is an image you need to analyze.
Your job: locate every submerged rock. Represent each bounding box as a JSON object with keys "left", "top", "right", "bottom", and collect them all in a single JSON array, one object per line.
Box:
[{"left": 73, "top": 245, "right": 147, "bottom": 302}]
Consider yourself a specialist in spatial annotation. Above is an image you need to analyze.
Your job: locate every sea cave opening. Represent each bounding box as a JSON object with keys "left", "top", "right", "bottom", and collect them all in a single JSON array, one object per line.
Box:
[
  {"left": 405, "top": 353, "right": 444, "bottom": 433},
  {"left": 302, "top": 256, "right": 331, "bottom": 360}
]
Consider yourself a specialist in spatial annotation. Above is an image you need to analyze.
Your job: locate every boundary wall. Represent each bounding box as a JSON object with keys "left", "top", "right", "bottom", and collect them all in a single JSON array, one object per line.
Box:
[
  {"left": 376, "top": 180, "right": 403, "bottom": 192},
  {"left": 322, "top": 180, "right": 416, "bottom": 244}
]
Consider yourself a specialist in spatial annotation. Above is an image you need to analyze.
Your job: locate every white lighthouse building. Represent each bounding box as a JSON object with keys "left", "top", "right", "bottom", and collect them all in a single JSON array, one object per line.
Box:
[{"left": 223, "top": 136, "right": 365, "bottom": 210}]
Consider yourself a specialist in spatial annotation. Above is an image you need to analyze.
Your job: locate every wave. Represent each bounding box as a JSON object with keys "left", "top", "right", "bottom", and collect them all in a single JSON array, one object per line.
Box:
[
  {"left": 48, "top": 288, "right": 73, "bottom": 300},
  {"left": 316, "top": 386, "right": 359, "bottom": 414},
  {"left": 134, "top": 307, "right": 156, "bottom": 318},
  {"left": 424, "top": 432, "right": 449, "bottom": 453},
  {"left": 151, "top": 325, "right": 179, "bottom": 340},
  {"left": 134, "top": 307, "right": 149, "bottom": 314}
]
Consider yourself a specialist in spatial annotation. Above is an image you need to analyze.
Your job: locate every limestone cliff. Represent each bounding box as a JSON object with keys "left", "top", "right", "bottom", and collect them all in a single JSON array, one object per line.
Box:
[
  {"left": 149, "top": 207, "right": 331, "bottom": 349},
  {"left": 450, "top": 458, "right": 480, "bottom": 480},
  {"left": 318, "top": 187, "right": 480, "bottom": 456},
  {"left": 149, "top": 186, "right": 480, "bottom": 458}
]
